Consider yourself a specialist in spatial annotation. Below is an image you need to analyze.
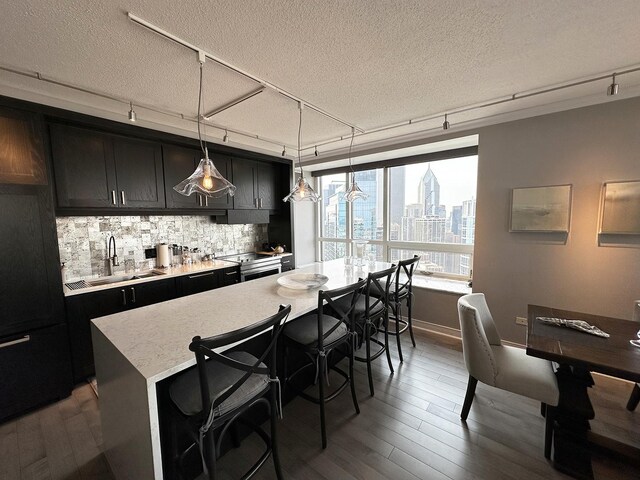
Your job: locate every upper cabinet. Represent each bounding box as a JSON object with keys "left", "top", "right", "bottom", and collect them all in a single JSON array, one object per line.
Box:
[
  {"left": 232, "top": 158, "right": 280, "bottom": 211},
  {"left": 50, "top": 124, "right": 164, "bottom": 210},
  {"left": 0, "top": 106, "right": 47, "bottom": 186},
  {"left": 163, "top": 144, "right": 232, "bottom": 211}
]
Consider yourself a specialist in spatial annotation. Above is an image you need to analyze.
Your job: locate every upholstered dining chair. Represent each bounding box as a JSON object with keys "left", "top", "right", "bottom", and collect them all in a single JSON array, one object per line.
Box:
[
  {"left": 457, "top": 293, "right": 559, "bottom": 458},
  {"left": 168, "top": 304, "right": 291, "bottom": 479}
]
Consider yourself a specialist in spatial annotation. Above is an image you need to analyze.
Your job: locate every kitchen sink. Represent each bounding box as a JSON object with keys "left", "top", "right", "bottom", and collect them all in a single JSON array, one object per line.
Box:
[{"left": 86, "top": 271, "right": 165, "bottom": 287}]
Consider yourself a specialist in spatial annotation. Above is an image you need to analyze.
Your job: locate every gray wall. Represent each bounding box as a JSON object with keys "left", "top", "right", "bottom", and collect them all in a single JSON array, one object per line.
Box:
[
  {"left": 472, "top": 96, "right": 640, "bottom": 342},
  {"left": 385, "top": 96, "right": 640, "bottom": 343}
]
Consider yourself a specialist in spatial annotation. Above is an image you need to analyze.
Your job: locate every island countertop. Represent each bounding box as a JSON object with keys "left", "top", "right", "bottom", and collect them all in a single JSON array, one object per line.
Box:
[{"left": 92, "top": 259, "right": 390, "bottom": 383}]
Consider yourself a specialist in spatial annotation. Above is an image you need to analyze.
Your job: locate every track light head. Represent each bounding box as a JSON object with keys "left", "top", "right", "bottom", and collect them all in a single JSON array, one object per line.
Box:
[
  {"left": 128, "top": 102, "right": 137, "bottom": 122},
  {"left": 607, "top": 74, "right": 619, "bottom": 96},
  {"left": 223, "top": 130, "right": 228, "bottom": 143},
  {"left": 281, "top": 146, "right": 286, "bottom": 157},
  {"left": 442, "top": 113, "right": 450, "bottom": 130}
]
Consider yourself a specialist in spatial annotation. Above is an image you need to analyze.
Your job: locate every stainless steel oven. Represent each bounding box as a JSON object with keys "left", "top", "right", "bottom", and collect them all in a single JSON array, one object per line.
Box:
[{"left": 217, "top": 253, "right": 282, "bottom": 282}]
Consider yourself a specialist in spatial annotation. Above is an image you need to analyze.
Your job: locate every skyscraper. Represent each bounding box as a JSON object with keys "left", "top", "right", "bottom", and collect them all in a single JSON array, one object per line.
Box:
[{"left": 418, "top": 165, "right": 440, "bottom": 216}]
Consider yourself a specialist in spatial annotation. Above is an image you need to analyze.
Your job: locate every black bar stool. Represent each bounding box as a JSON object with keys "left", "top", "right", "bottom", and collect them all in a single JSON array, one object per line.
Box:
[
  {"left": 282, "top": 278, "right": 367, "bottom": 449},
  {"left": 168, "top": 304, "right": 291, "bottom": 480},
  {"left": 376, "top": 255, "right": 420, "bottom": 363},
  {"left": 335, "top": 265, "right": 396, "bottom": 396}
]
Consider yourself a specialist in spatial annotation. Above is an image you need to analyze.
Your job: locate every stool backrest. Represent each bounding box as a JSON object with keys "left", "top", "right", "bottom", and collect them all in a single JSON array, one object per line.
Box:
[
  {"left": 317, "top": 278, "right": 367, "bottom": 350},
  {"left": 394, "top": 255, "right": 420, "bottom": 300},
  {"left": 365, "top": 265, "right": 397, "bottom": 317},
  {"left": 189, "top": 304, "right": 291, "bottom": 416}
]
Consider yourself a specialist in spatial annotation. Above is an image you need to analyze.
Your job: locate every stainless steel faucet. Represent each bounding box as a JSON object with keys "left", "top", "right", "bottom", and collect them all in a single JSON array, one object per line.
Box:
[{"left": 107, "top": 235, "right": 119, "bottom": 275}]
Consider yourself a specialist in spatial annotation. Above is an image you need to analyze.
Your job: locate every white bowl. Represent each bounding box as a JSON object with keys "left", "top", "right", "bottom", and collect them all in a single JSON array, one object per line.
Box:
[{"left": 277, "top": 273, "right": 329, "bottom": 290}]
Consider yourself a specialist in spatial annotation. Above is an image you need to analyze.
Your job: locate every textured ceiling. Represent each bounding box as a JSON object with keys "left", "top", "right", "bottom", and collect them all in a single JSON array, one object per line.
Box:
[{"left": 1, "top": 0, "right": 640, "bottom": 160}]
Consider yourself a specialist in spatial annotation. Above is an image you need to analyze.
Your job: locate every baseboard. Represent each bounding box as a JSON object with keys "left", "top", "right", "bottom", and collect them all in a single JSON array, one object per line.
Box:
[{"left": 397, "top": 317, "right": 525, "bottom": 348}]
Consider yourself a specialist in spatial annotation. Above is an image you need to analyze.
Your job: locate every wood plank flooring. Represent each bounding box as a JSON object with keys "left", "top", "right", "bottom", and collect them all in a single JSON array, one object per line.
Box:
[{"left": 1, "top": 329, "right": 638, "bottom": 479}]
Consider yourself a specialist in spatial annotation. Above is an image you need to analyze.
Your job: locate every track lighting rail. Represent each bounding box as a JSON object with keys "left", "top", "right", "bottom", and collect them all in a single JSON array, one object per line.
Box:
[{"left": 127, "top": 12, "right": 365, "bottom": 134}]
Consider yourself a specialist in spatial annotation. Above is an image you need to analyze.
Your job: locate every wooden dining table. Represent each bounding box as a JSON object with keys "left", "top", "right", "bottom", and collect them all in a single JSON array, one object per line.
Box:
[{"left": 526, "top": 305, "right": 640, "bottom": 479}]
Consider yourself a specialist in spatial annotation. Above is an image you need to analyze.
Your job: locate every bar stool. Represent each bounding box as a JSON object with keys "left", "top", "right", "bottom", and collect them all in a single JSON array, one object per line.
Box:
[
  {"left": 282, "top": 278, "right": 367, "bottom": 449},
  {"left": 168, "top": 305, "right": 291, "bottom": 480},
  {"left": 335, "top": 265, "right": 396, "bottom": 396},
  {"left": 377, "top": 255, "right": 420, "bottom": 363}
]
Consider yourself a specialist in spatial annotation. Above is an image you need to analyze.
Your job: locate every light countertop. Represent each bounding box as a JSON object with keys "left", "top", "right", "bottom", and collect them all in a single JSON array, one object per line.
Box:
[
  {"left": 63, "top": 260, "right": 238, "bottom": 297},
  {"left": 91, "top": 260, "right": 392, "bottom": 383}
]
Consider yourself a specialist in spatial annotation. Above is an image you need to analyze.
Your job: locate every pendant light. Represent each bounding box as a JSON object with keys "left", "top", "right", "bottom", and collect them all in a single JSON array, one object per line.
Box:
[
  {"left": 342, "top": 127, "right": 368, "bottom": 202},
  {"left": 174, "top": 55, "right": 236, "bottom": 198},
  {"left": 283, "top": 102, "right": 320, "bottom": 202}
]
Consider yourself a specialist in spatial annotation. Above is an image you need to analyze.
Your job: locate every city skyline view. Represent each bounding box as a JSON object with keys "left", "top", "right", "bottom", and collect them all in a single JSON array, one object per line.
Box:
[{"left": 319, "top": 156, "right": 478, "bottom": 277}]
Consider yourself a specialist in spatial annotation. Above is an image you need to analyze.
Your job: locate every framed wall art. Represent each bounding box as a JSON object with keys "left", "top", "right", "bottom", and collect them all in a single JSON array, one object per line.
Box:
[
  {"left": 510, "top": 184, "right": 572, "bottom": 232},
  {"left": 599, "top": 180, "right": 640, "bottom": 235}
]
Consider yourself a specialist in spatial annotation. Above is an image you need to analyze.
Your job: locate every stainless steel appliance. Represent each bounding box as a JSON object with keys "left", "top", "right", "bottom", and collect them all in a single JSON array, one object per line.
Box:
[{"left": 218, "top": 253, "right": 281, "bottom": 282}]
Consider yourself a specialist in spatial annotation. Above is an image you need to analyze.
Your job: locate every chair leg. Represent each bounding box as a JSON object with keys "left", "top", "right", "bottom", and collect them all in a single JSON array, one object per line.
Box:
[
  {"left": 540, "top": 402, "right": 547, "bottom": 417},
  {"left": 407, "top": 295, "right": 416, "bottom": 347},
  {"left": 627, "top": 383, "right": 640, "bottom": 411},
  {"left": 384, "top": 312, "right": 394, "bottom": 374},
  {"left": 365, "top": 322, "right": 374, "bottom": 396},
  {"left": 395, "top": 302, "right": 404, "bottom": 363},
  {"left": 205, "top": 428, "right": 217, "bottom": 480},
  {"left": 544, "top": 406, "right": 556, "bottom": 459},
  {"left": 460, "top": 375, "right": 478, "bottom": 421},
  {"left": 349, "top": 339, "right": 361, "bottom": 414},
  {"left": 270, "top": 385, "right": 284, "bottom": 479},
  {"left": 318, "top": 353, "right": 327, "bottom": 449}
]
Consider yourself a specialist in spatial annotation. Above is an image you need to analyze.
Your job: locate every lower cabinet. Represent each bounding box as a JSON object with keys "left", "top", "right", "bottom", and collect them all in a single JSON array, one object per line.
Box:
[
  {"left": 66, "top": 278, "right": 176, "bottom": 382},
  {"left": 221, "top": 266, "right": 240, "bottom": 286},
  {"left": 0, "top": 324, "right": 72, "bottom": 420},
  {"left": 280, "top": 254, "right": 295, "bottom": 272},
  {"left": 176, "top": 270, "right": 220, "bottom": 297}
]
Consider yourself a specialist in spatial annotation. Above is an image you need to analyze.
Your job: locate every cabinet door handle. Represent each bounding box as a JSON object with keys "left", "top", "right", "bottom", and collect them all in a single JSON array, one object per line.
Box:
[
  {"left": 0, "top": 335, "right": 30, "bottom": 350},
  {"left": 225, "top": 271, "right": 237, "bottom": 276},
  {"left": 188, "top": 272, "right": 215, "bottom": 279},
  {"left": 258, "top": 198, "right": 263, "bottom": 208},
  {"left": 282, "top": 260, "right": 290, "bottom": 264},
  {"left": 121, "top": 191, "right": 126, "bottom": 205},
  {"left": 198, "top": 195, "right": 203, "bottom": 207},
  {"left": 254, "top": 198, "right": 258, "bottom": 208},
  {"left": 130, "top": 287, "right": 136, "bottom": 303},
  {"left": 205, "top": 196, "right": 208, "bottom": 207},
  {"left": 111, "top": 190, "right": 117, "bottom": 205},
  {"left": 121, "top": 289, "right": 127, "bottom": 306}
]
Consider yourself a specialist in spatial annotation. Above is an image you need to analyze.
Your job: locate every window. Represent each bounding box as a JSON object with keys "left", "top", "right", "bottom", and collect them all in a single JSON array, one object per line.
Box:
[{"left": 317, "top": 154, "right": 478, "bottom": 280}]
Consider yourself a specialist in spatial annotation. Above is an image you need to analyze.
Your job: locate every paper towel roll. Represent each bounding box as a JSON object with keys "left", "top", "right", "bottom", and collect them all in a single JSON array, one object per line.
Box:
[{"left": 156, "top": 243, "right": 170, "bottom": 268}]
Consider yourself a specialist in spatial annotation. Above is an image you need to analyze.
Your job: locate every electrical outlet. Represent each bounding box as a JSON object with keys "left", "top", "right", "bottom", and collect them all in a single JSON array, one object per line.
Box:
[{"left": 515, "top": 316, "right": 528, "bottom": 326}]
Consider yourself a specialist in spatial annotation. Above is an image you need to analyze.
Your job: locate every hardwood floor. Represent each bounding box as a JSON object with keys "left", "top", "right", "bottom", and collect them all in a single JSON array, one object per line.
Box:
[{"left": 1, "top": 329, "right": 638, "bottom": 479}]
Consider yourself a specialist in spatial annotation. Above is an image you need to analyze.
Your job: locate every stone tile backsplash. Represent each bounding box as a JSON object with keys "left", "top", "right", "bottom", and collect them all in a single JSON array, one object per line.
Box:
[{"left": 56, "top": 216, "right": 268, "bottom": 280}]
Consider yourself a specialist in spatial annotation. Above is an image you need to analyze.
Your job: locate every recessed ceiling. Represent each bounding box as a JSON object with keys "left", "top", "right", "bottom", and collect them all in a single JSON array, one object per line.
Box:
[{"left": 1, "top": 1, "right": 639, "bottom": 163}]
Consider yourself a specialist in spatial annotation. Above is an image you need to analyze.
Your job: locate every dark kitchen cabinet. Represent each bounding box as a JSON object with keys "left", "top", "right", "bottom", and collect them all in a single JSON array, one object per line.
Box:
[
  {"left": 280, "top": 254, "right": 295, "bottom": 272},
  {"left": 0, "top": 106, "right": 48, "bottom": 185},
  {"left": 176, "top": 270, "right": 221, "bottom": 297},
  {"left": 0, "top": 325, "right": 72, "bottom": 420},
  {"left": 232, "top": 159, "right": 279, "bottom": 210},
  {"left": 163, "top": 144, "right": 233, "bottom": 211},
  {"left": 0, "top": 103, "right": 72, "bottom": 421},
  {"left": 50, "top": 124, "right": 165, "bottom": 210},
  {"left": 221, "top": 266, "right": 241, "bottom": 286},
  {"left": 66, "top": 278, "right": 176, "bottom": 382}
]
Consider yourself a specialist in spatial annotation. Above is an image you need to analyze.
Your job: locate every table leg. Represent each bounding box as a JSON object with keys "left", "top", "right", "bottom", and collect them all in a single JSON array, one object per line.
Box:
[{"left": 551, "top": 365, "right": 595, "bottom": 480}]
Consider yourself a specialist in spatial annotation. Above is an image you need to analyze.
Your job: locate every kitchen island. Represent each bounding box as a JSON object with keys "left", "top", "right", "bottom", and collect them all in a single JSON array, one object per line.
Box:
[{"left": 91, "top": 259, "right": 391, "bottom": 479}]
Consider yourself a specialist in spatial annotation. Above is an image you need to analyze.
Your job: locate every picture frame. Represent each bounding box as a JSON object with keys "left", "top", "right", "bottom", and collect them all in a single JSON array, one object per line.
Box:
[
  {"left": 510, "top": 184, "right": 572, "bottom": 232},
  {"left": 599, "top": 180, "right": 640, "bottom": 235}
]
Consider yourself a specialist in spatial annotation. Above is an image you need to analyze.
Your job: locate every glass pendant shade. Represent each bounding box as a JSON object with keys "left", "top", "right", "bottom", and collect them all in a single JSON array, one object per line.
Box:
[
  {"left": 283, "top": 175, "right": 321, "bottom": 202},
  {"left": 173, "top": 152, "right": 236, "bottom": 198},
  {"left": 343, "top": 174, "right": 368, "bottom": 202}
]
